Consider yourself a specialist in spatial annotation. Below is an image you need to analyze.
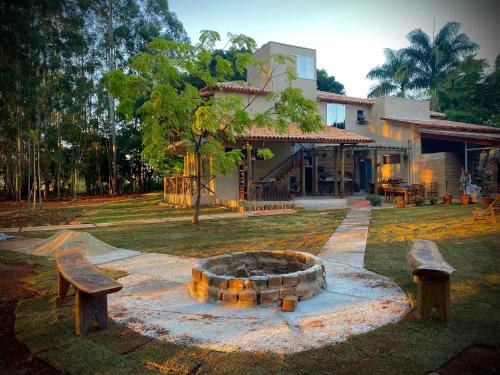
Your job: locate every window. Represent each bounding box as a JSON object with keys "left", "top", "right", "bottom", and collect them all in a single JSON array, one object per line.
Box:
[
  {"left": 327, "top": 103, "right": 345, "bottom": 129},
  {"left": 383, "top": 154, "right": 401, "bottom": 164},
  {"left": 295, "top": 55, "right": 314, "bottom": 79},
  {"left": 356, "top": 110, "right": 367, "bottom": 125}
]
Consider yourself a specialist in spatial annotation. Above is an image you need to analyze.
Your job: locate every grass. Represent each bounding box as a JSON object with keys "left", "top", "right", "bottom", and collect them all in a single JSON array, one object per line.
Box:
[
  {"left": 22, "top": 209, "right": 347, "bottom": 257},
  {"left": 0, "top": 193, "right": 228, "bottom": 228},
  {"left": 4, "top": 204, "right": 500, "bottom": 374}
]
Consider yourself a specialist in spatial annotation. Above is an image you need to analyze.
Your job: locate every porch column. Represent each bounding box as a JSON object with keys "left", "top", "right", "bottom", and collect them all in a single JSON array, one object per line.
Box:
[
  {"left": 246, "top": 142, "right": 252, "bottom": 200},
  {"left": 333, "top": 147, "right": 339, "bottom": 197},
  {"left": 372, "top": 148, "right": 378, "bottom": 194},
  {"left": 313, "top": 149, "right": 318, "bottom": 195},
  {"left": 301, "top": 149, "right": 306, "bottom": 196},
  {"left": 340, "top": 144, "right": 345, "bottom": 198}
]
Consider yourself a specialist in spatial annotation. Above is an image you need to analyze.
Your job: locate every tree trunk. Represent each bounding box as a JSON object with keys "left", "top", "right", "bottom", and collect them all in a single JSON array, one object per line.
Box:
[
  {"left": 107, "top": 0, "right": 117, "bottom": 195},
  {"left": 192, "top": 152, "right": 202, "bottom": 224},
  {"left": 32, "top": 138, "right": 36, "bottom": 212},
  {"left": 37, "top": 136, "right": 42, "bottom": 208},
  {"left": 27, "top": 138, "right": 31, "bottom": 210}
]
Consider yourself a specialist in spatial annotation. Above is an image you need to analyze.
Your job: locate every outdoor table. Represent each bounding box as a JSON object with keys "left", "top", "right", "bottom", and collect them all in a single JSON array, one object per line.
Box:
[{"left": 384, "top": 186, "right": 410, "bottom": 203}]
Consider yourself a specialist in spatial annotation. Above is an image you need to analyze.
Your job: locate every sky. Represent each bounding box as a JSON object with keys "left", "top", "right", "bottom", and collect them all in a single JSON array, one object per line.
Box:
[{"left": 168, "top": 0, "right": 500, "bottom": 98}]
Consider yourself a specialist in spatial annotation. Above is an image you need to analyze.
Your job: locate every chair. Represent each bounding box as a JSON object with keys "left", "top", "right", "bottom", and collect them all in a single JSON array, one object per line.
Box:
[
  {"left": 472, "top": 196, "right": 500, "bottom": 223},
  {"left": 426, "top": 182, "right": 438, "bottom": 198}
]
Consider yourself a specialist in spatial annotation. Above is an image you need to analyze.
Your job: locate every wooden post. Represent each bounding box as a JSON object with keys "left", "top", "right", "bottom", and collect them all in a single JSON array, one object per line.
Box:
[
  {"left": 340, "top": 144, "right": 345, "bottom": 198},
  {"left": 163, "top": 176, "right": 166, "bottom": 202},
  {"left": 301, "top": 149, "right": 306, "bottom": 196},
  {"left": 312, "top": 149, "right": 318, "bottom": 195},
  {"left": 413, "top": 274, "right": 451, "bottom": 322},
  {"left": 246, "top": 143, "right": 252, "bottom": 200},
  {"left": 75, "top": 290, "right": 108, "bottom": 335},
  {"left": 333, "top": 147, "right": 339, "bottom": 197},
  {"left": 372, "top": 148, "right": 378, "bottom": 195}
]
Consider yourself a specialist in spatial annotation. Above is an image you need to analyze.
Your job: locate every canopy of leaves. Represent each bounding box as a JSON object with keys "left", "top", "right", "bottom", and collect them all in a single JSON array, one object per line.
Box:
[{"left": 316, "top": 69, "right": 345, "bottom": 94}]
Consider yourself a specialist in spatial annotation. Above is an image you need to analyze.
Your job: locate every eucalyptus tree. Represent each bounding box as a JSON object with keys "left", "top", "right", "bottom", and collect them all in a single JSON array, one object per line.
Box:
[
  {"left": 366, "top": 48, "right": 415, "bottom": 98},
  {"left": 405, "top": 21, "right": 479, "bottom": 110},
  {"left": 106, "top": 31, "right": 323, "bottom": 223}
]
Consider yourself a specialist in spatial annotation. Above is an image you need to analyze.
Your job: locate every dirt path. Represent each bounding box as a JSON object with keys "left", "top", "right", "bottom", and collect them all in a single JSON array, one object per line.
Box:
[{"left": 0, "top": 260, "right": 61, "bottom": 375}]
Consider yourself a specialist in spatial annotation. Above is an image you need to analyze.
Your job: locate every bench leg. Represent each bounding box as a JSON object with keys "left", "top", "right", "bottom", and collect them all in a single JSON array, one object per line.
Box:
[
  {"left": 58, "top": 273, "right": 70, "bottom": 300},
  {"left": 75, "top": 290, "right": 108, "bottom": 335},
  {"left": 414, "top": 276, "right": 450, "bottom": 322}
]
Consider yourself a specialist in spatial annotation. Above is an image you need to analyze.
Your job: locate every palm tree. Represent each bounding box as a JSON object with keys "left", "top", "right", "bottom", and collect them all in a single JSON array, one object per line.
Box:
[
  {"left": 366, "top": 48, "right": 415, "bottom": 98},
  {"left": 405, "top": 21, "right": 478, "bottom": 110}
]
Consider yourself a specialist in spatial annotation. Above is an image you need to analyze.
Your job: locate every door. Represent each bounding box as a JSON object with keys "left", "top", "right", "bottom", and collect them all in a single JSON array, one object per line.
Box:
[
  {"left": 305, "top": 167, "right": 313, "bottom": 194},
  {"left": 359, "top": 159, "right": 372, "bottom": 192}
]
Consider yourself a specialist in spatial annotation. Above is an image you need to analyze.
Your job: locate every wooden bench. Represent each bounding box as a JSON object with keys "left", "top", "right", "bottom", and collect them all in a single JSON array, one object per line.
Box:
[
  {"left": 472, "top": 196, "right": 500, "bottom": 223},
  {"left": 407, "top": 240, "right": 454, "bottom": 321},
  {"left": 55, "top": 248, "right": 123, "bottom": 335}
]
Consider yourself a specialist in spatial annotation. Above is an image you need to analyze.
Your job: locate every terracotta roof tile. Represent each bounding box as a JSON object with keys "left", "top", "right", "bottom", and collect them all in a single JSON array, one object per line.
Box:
[
  {"left": 200, "top": 82, "right": 271, "bottom": 97},
  {"left": 317, "top": 91, "right": 374, "bottom": 105},
  {"left": 381, "top": 117, "right": 500, "bottom": 133},
  {"left": 238, "top": 124, "right": 373, "bottom": 143}
]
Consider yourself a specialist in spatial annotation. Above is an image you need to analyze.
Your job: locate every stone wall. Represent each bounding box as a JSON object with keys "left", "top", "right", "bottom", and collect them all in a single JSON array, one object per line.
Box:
[{"left": 415, "top": 152, "right": 462, "bottom": 197}]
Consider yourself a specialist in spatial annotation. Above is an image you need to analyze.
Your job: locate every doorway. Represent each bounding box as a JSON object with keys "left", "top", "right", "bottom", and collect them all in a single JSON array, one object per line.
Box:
[
  {"left": 305, "top": 167, "right": 313, "bottom": 194},
  {"left": 359, "top": 159, "right": 372, "bottom": 192}
]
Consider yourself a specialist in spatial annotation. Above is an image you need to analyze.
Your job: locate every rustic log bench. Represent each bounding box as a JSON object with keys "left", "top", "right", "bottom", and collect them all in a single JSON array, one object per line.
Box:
[
  {"left": 407, "top": 240, "right": 454, "bottom": 322},
  {"left": 55, "top": 248, "right": 123, "bottom": 335}
]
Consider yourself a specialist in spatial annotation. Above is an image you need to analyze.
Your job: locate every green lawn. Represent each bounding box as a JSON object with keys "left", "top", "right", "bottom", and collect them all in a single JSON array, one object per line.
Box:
[
  {"left": 0, "top": 193, "right": 227, "bottom": 228},
  {"left": 4, "top": 204, "right": 500, "bottom": 374}
]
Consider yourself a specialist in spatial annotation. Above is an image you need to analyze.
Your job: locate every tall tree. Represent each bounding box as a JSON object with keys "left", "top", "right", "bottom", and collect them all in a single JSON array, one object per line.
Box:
[
  {"left": 106, "top": 32, "right": 323, "bottom": 223},
  {"left": 317, "top": 69, "right": 345, "bottom": 94},
  {"left": 405, "top": 21, "right": 478, "bottom": 110},
  {"left": 366, "top": 48, "right": 415, "bottom": 98}
]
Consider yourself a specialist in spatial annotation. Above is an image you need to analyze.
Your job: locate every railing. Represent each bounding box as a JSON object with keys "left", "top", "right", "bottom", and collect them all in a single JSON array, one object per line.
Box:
[
  {"left": 164, "top": 175, "right": 215, "bottom": 196},
  {"left": 251, "top": 181, "right": 290, "bottom": 201}
]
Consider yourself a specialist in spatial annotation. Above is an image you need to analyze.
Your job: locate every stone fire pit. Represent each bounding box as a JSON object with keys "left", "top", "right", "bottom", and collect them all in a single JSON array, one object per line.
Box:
[{"left": 189, "top": 250, "right": 326, "bottom": 308}]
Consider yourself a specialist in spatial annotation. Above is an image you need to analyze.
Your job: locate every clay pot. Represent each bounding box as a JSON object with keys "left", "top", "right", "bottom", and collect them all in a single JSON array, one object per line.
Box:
[
  {"left": 482, "top": 196, "right": 491, "bottom": 207},
  {"left": 460, "top": 195, "right": 470, "bottom": 206},
  {"left": 396, "top": 200, "right": 405, "bottom": 208},
  {"left": 443, "top": 195, "right": 452, "bottom": 204}
]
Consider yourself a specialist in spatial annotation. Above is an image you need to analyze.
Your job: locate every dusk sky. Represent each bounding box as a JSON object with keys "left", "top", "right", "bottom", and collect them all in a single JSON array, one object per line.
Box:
[{"left": 169, "top": 0, "right": 500, "bottom": 98}]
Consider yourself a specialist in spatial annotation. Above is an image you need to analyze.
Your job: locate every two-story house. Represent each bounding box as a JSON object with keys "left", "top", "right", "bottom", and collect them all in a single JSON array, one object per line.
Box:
[{"left": 164, "top": 41, "right": 500, "bottom": 208}]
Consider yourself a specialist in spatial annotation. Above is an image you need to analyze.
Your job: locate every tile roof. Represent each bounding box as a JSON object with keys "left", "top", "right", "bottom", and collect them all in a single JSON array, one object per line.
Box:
[
  {"left": 415, "top": 128, "right": 500, "bottom": 145},
  {"left": 199, "top": 82, "right": 271, "bottom": 97},
  {"left": 381, "top": 117, "right": 500, "bottom": 133},
  {"left": 238, "top": 124, "right": 373, "bottom": 143},
  {"left": 317, "top": 91, "right": 374, "bottom": 105},
  {"left": 430, "top": 111, "right": 446, "bottom": 118}
]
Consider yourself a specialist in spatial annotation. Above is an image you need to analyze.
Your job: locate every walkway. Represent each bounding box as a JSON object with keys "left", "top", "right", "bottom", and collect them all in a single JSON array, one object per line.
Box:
[
  {"left": 100, "top": 206, "right": 408, "bottom": 353},
  {"left": 2, "top": 207, "right": 409, "bottom": 353}
]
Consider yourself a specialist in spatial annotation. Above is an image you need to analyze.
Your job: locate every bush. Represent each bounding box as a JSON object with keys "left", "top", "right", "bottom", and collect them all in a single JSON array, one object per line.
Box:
[{"left": 366, "top": 194, "right": 381, "bottom": 206}]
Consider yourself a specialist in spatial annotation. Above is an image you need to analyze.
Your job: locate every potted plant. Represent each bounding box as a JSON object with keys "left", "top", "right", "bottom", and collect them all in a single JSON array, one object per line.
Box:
[
  {"left": 461, "top": 194, "right": 470, "bottom": 206},
  {"left": 430, "top": 196, "right": 438, "bottom": 205},
  {"left": 366, "top": 194, "right": 381, "bottom": 206},
  {"left": 412, "top": 195, "right": 425, "bottom": 207},
  {"left": 482, "top": 187, "right": 491, "bottom": 206},
  {"left": 443, "top": 180, "right": 452, "bottom": 204},
  {"left": 395, "top": 197, "right": 405, "bottom": 208}
]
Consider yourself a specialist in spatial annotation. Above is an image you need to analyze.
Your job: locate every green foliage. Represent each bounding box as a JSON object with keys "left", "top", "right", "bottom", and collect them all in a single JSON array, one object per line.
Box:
[
  {"left": 257, "top": 148, "right": 274, "bottom": 160},
  {"left": 317, "top": 69, "right": 345, "bottom": 94},
  {"left": 366, "top": 194, "right": 382, "bottom": 206},
  {"left": 366, "top": 48, "right": 415, "bottom": 98}
]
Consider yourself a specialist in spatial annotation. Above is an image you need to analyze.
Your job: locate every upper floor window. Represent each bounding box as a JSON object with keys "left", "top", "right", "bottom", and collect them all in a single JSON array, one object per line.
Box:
[
  {"left": 295, "top": 55, "right": 314, "bottom": 80},
  {"left": 356, "top": 109, "right": 368, "bottom": 125},
  {"left": 327, "top": 103, "right": 345, "bottom": 129}
]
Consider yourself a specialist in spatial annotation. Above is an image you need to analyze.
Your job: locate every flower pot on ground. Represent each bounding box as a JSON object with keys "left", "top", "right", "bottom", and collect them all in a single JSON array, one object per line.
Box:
[
  {"left": 430, "top": 196, "right": 438, "bottom": 205},
  {"left": 412, "top": 196, "right": 425, "bottom": 207},
  {"left": 396, "top": 198, "right": 405, "bottom": 208},
  {"left": 443, "top": 194, "right": 452, "bottom": 204},
  {"left": 461, "top": 195, "right": 470, "bottom": 206}
]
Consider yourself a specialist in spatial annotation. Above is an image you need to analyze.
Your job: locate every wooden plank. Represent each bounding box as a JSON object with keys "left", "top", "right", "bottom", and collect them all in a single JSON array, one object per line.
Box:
[
  {"left": 55, "top": 248, "right": 122, "bottom": 296},
  {"left": 407, "top": 240, "right": 454, "bottom": 277}
]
